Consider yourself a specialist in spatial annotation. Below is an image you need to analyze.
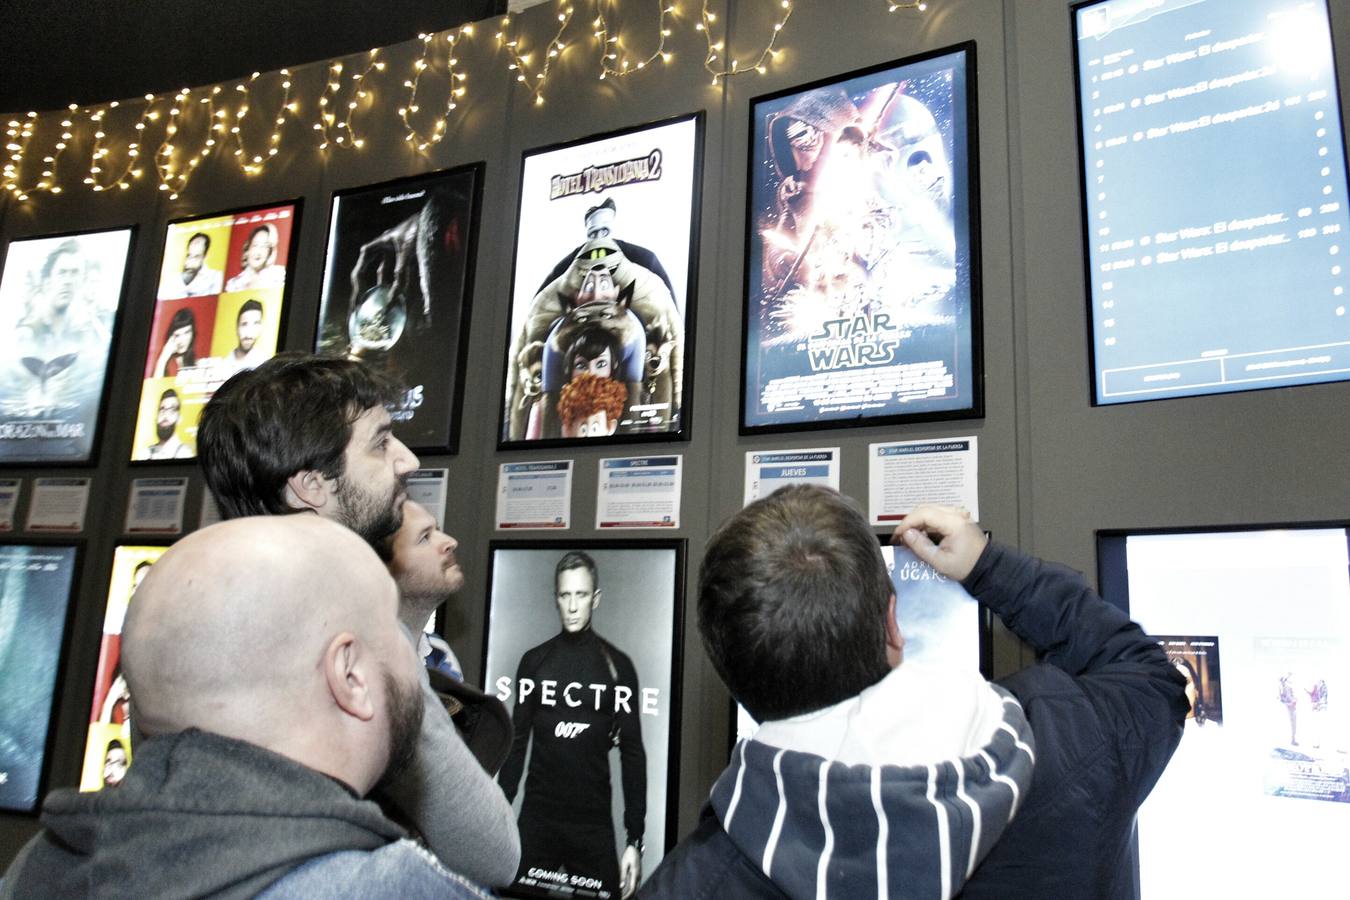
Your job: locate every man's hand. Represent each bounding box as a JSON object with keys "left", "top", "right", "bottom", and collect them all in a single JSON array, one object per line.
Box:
[
  {"left": 619, "top": 844, "right": 642, "bottom": 899},
  {"left": 890, "top": 504, "right": 987, "bottom": 582}
]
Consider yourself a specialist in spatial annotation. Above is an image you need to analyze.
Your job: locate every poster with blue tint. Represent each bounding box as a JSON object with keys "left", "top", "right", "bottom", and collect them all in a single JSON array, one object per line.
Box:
[
  {"left": 1075, "top": 0, "right": 1350, "bottom": 403},
  {"left": 882, "top": 543, "right": 983, "bottom": 673},
  {"left": 0, "top": 229, "right": 133, "bottom": 464},
  {"left": 0, "top": 544, "right": 78, "bottom": 813},
  {"left": 742, "top": 45, "right": 981, "bottom": 433}
]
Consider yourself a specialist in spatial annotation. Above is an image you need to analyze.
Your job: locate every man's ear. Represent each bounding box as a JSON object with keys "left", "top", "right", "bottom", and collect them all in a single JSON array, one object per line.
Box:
[
  {"left": 323, "top": 632, "right": 376, "bottom": 721},
  {"left": 284, "top": 469, "right": 331, "bottom": 512},
  {"left": 885, "top": 593, "right": 904, "bottom": 668},
  {"left": 592, "top": 589, "right": 602, "bottom": 612}
]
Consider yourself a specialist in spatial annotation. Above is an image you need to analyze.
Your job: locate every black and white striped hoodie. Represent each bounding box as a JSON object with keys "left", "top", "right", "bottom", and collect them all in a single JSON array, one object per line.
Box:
[{"left": 711, "top": 664, "right": 1035, "bottom": 900}]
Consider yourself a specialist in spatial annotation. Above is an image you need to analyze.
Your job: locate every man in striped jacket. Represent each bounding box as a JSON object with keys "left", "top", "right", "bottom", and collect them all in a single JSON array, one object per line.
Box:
[{"left": 642, "top": 487, "right": 1186, "bottom": 899}]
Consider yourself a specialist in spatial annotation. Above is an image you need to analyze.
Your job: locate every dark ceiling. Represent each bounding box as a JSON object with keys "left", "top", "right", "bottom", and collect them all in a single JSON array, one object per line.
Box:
[{"left": 0, "top": 0, "right": 506, "bottom": 114}]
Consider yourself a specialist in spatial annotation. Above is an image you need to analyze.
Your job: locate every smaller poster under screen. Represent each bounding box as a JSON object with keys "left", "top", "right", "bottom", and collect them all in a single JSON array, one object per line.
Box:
[
  {"left": 1075, "top": 0, "right": 1350, "bottom": 403},
  {"left": 1099, "top": 525, "right": 1350, "bottom": 897}
]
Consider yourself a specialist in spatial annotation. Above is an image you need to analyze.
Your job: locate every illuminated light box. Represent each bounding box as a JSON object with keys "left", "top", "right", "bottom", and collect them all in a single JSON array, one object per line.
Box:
[
  {"left": 1074, "top": 0, "right": 1350, "bottom": 403},
  {"left": 741, "top": 43, "right": 983, "bottom": 434},
  {"left": 1098, "top": 523, "right": 1350, "bottom": 897}
]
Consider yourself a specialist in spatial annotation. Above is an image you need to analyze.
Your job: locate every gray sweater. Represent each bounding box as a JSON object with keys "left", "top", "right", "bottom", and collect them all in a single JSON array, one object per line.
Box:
[{"left": 375, "top": 652, "right": 522, "bottom": 887}]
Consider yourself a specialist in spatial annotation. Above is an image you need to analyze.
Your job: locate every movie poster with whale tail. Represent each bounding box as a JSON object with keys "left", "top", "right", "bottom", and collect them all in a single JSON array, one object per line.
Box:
[
  {"left": 499, "top": 114, "right": 702, "bottom": 448},
  {"left": 0, "top": 228, "right": 133, "bottom": 464},
  {"left": 741, "top": 44, "right": 983, "bottom": 434}
]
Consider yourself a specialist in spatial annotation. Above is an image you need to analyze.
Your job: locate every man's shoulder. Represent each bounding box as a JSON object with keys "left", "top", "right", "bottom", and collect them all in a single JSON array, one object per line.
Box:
[
  {"left": 641, "top": 807, "right": 783, "bottom": 900},
  {"left": 258, "top": 839, "right": 493, "bottom": 900},
  {"left": 595, "top": 632, "right": 638, "bottom": 668}
]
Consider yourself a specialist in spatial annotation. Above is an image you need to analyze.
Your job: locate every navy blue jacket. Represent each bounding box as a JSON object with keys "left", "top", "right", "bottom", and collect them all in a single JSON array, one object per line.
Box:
[{"left": 642, "top": 542, "right": 1188, "bottom": 899}]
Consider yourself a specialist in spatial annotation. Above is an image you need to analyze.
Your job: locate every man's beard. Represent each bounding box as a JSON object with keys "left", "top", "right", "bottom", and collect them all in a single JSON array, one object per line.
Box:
[
  {"left": 156, "top": 420, "right": 176, "bottom": 442},
  {"left": 377, "top": 667, "right": 424, "bottom": 787},
  {"left": 332, "top": 473, "right": 405, "bottom": 547}
]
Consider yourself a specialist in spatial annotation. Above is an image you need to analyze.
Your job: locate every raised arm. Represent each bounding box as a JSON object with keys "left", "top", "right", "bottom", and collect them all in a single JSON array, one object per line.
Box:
[{"left": 894, "top": 505, "right": 1188, "bottom": 801}]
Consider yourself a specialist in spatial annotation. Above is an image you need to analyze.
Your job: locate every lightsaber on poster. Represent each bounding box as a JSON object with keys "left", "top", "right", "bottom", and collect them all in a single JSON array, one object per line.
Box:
[
  {"left": 0, "top": 228, "right": 133, "bottom": 464},
  {"left": 317, "top": 165, "right": 483, "bottom": 452},
  {"left": 80, "top": 544, "right": 168, "bottom": 792},
  {"left": 131, "top": 201, "right": 298, "bottom": 461},
  {"left": 500, "top": 113, "right": 702, "bottom": 446},
  {"left": 742, "top": 44, "right": 981, "bottom": 432},
  {"left": 0, "top": 544, "right": 78, "bottom": 813},
  {"left": 483, "top": 542, "right": 684, "bottom": 899}
]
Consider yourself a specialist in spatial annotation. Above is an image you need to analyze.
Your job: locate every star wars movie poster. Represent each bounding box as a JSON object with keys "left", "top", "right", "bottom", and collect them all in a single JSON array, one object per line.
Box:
[
  {"left": 0, "top": 543, "right": 78, "bottom": 813},
  {"left": 79, "top": 544, "right": 167, "bottom": 792},
  {"left": 0, "top": 228, "right": 133, "bottom": 464},
  {"left": 131, "top": 202, "right": 298, "bottom": 461},
  {"left": 317, "top": 165, "right": 483, "bottom": 452},
  {"left": 500, "top": 114, "right": 702, "bottom": 447},
  {"left": 483, "top": 542, "right": 684, "bottom": 899},
  {"left": 742, "top": 45, "right": 981, "bottom": 432}
]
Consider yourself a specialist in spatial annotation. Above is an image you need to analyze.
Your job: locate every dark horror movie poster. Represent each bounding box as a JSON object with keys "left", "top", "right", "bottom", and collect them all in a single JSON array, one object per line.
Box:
[
  {"left": 0, "top": 228, "right": 133, "bottom": 464},
  {"left": 317, "top": 165, "right": 483, "bottom": 452},
  {"left": 742, "top": 45, "right": 982, "bottom": 433},
  {"left": 0, "top": 543, "right": 78, "bottom": 813},
  {"left": 483, "top": 542, "right": 684, "bottom": 899},
  {"left": 133, "top": 202, "right": 298, "bottom": 461},
  {"left": 500, "top": 115, "right": 701, "bottom": 448}
]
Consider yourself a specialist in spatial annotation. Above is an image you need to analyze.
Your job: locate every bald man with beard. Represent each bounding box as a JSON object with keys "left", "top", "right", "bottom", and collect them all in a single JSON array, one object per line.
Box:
[{"left": 0, "top": 517, "right": 491, "bottom": 900}]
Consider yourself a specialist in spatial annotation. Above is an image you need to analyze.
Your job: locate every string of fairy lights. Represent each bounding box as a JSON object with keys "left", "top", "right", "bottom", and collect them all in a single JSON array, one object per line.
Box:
[{"left": 2, "top": 0, "right": 930, "bottom": 204}]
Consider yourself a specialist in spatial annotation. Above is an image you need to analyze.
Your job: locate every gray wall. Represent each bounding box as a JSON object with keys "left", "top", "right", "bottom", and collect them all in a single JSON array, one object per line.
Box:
[{"left": 3, "top": 0, "right": 1348, "bottom": 868}]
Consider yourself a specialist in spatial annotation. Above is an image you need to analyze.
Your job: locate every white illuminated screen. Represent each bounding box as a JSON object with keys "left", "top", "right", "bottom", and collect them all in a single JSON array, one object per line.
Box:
[
  {"left": 1075, "top": 0, "right": 1350, "bottom": 403},
  {"left": 1118, "top": 527, "right": 1350, "bottom": 898}
]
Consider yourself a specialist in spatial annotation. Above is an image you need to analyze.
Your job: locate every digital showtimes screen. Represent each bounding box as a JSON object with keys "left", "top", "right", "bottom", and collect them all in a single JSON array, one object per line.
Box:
[
  {"left": 1098, "top": 525, "right": 1350, "bottom": 897},
  {"left": 742, "top": 44, "right": 981, "bottom": 433},
  {"left": 1075, "top": 0, "right": 1350, "bottom": 403}
]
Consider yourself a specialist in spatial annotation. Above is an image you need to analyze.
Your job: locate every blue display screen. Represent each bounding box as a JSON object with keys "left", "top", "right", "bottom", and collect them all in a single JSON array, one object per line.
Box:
[{"left": 1075, "top": 0, "right": 1350, "bottom": 403}]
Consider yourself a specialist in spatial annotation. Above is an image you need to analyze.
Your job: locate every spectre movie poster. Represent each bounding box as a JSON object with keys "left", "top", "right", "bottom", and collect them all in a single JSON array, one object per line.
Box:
[
  {"left": 500, "top": 114, "right": 701, "bottom": 447},
  {"left": 80, "top": 544, "right": 167, "bottom": 792},
  {"left": 0, "top": 228, "right": 133, "bottom": 464},
  {"left": 0, "top": 544, "right": 78, "bottom": 813},
  {"left": 318, "top": 165, "right": 483, "bottom": 451},
  {"left": 743, "top": 45, "right": 981, "bottom": 432},
  {"left": 131, "top": 202, "right": 298, "bottom": 461},
  {"left": 483, "top": 543, "right": 683, "bottom": 898}
]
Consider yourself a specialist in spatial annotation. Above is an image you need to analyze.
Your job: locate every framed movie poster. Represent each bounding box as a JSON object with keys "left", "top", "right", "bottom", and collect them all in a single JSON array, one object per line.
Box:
[
  {"left": 0, "top": 227, "right": 134, "bottom": 464},
  {"left": 741, "top": 43, "right": 983, "bottom": 434},
  {"left": 0, "top": 542, "right": 80, "bottom": 813},
  {"left": 80, "top": 543, "right": 168, "bottom": 792},
  {"left": 317, "top": 164, "right": 484, "bottom": 452},
  {"left": 482, "top": 540, "right": 685, "bottom": 899},
  {"left": 499, "top": 113, "right": 703, "bottom": 448},
  {"left": 131, "top": 201, "right": 300, "bottom": 461}
]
